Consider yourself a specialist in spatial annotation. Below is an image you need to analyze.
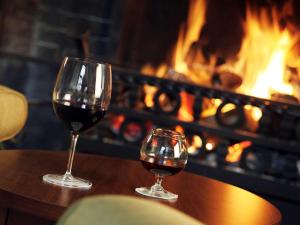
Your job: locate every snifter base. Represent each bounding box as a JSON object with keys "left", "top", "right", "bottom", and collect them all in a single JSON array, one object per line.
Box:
[{"left": 135, "top": 186, "right": 178, "bottom": 200}]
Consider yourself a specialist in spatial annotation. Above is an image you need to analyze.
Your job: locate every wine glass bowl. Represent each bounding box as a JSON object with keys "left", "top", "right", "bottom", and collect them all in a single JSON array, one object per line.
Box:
[
  {"left": 135, "top": 128, "right": 188, "bottom": 200},
  {"left": 43, "top": 57, "right": 112, "bottom": 189}
]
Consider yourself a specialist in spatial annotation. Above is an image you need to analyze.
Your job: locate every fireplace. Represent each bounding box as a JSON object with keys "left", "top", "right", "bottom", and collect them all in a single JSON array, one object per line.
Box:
[{"left": 0, "top": 0, "right": 300, "bottom": 224}]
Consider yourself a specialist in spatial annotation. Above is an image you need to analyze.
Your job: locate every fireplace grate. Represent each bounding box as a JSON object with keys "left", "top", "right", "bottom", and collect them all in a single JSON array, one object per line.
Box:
[{"left": 77, "top": 66, "right": 300, "bottom": 204}]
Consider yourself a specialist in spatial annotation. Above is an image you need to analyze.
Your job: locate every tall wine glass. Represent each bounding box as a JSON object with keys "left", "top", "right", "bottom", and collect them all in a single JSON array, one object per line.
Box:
[
  {"left": 135, "top": 128, "right": 188, "bottom": 200},
  {"left": 43, "top": 57, "right": 112, "bottom": 189}
]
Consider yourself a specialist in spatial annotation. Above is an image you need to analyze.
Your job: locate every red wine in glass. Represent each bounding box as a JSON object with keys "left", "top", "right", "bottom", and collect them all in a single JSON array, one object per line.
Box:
[
  {"left": 53, "top": 100, "right": 106, "bottom": 134},
  {"left": 140, "top": 158, "right": 184, "bottom": 177}
]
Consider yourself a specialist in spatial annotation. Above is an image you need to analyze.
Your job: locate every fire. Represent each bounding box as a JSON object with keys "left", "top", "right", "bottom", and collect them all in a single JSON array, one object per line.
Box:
[
  {"left": 188, "top": 135, "right": 203, "bottom": 154},
  {"left": 175, "top": 126, "right": 204, "bottom": 155},
  {"left": 226, "top": 141, "right": 252, "bottom": 163},
  {"left": 142, "top": 64, "right": 168, "bottom": 108},
  {"left": 205, "top": 142, "right": 215, "bottom": 151},
  {"left": 141, "top": 1, "right": 299, "bottom": 124},
  {"left": 178, "top": 92, "right": 194, "bottom": 122},
  {"left": 172, "top": 0, "right": 206, "bottom": 76},
  {"left": 111, "top": 115, "right": 125, "bottom": 132},
  {"left": 141, "top": 0, "right": 207, "bottom": 121},
  {"left": 235, "top": 3, "right": 297, "bottom": 99}
]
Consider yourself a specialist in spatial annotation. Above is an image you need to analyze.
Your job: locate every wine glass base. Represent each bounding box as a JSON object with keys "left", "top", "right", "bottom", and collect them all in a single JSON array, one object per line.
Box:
[
  {"left": 135, "top": 187, "right": 178, "bottom": 200},
  {"left": 43, "top": 174, "right": 92, "bottom": 189}
]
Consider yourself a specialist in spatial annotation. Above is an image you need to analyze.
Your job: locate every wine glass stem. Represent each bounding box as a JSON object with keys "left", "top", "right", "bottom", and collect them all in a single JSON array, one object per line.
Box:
[{"left": 65, "top": 133, "right": 79, "bottom": 176}]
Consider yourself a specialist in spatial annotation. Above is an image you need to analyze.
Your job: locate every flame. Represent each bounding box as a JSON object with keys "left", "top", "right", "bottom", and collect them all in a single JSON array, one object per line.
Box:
[
  {"left": 173, "top": 0, "right": 207, "bottom": 81},
  {"left": 201, "top": 99, "right": 221, "bottom": 118},
  {"left": 175, "top": 126, "right": 204, "bottom": 155},
  {"left": 141, "top": 0, "right": 206, "bottom": 121},
  {"left": 141, "top": 1, "right": 299, "bottom": 125},
  {"left": 244, "top": 105, "right": 262, "bottom": 122},
  {"left": 188, "top": 135, "right": 203, "bottom": 154},
  {"left": 143, "top": 85, "right": 156, "bottom": 108},
  {"left": 142, "top": 64, "right": 168, "bottom": 108},
  {"left": 235, "top": 4, "right": 297, "bottom": 100},
  {"left": 205, "top": 142, "right": 215, "bottom": 151},
  {"left": 178, "top": 92, "right": 194, "bottom": 122},
  {"left": 111, "top": 115, "right": 125, "bottom": 132},
  {"left": 226, "top": 141, "right": 252, "bottom": 163}
]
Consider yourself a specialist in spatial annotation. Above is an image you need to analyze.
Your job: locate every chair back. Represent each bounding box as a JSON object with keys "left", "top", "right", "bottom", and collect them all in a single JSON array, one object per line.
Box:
[
  {"left": 56, "top": 195, "right": 205, "bottom": 225},
  {"left": 0, "top": 85, "right": 28, "bottom": 141}
]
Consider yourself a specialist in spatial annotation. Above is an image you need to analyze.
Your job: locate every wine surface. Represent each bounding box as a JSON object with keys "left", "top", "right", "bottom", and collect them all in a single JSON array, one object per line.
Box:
[{"left": 141, "top": 159, "right": 184, "bottom": 176}]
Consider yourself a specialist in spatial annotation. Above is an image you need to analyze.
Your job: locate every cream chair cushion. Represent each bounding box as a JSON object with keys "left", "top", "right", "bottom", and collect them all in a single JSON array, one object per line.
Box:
[
  {"left": 0, "top": 85, "right": 28, "bottom": 141},
  {"left": 57, "top": 195, "right": 205, "bottom": 225}
]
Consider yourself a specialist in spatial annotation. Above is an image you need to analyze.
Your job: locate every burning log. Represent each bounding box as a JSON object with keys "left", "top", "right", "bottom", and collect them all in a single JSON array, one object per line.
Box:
[
  {"left": 164, "top": 69, "right": 194, "bottom": 84},
  {"left": 211, "top": 71, "right": 243, "bottom": 90},
  {"left": 185, "top": 41, "right": 209, "bottom": 66},
  {"left": 271, "top": 92, "right": 299, "bottom": 104},
  {"left": 183, "top": 41, "right": 217, "bottom": 86},
  {"left": 185, "top": 41, "right": 243, "bottom": 90}
]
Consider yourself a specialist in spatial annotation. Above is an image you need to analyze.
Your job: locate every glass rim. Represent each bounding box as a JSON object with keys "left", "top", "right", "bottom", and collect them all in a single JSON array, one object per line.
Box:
[
  {"left": 64, "top": 56, "right": 111, "bottom": 67},
  {"left": 152, "top": 128, "right": 185, "bottom": 139}
]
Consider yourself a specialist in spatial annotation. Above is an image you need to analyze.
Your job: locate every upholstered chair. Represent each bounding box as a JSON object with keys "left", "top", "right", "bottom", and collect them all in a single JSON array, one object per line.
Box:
[
  {"left": 0, "top": 85, "right": 28, "bottom": 142},
  {"left": 56, "top": 195, "right": 205, "bottom": 225}
]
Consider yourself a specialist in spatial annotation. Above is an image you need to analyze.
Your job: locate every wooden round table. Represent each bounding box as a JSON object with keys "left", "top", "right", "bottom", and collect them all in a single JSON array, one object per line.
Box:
[{"left": 0, "top": 150, "right": 281, "bottom": 225}]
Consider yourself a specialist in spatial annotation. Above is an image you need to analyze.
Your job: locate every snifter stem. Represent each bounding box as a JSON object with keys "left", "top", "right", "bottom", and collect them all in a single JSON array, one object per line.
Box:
[
  {"left": 150, "top": 175, "right": 164, "bottom": 192},
  {"left": 155, "top": 175, "right": 163, "bottom": 185}
]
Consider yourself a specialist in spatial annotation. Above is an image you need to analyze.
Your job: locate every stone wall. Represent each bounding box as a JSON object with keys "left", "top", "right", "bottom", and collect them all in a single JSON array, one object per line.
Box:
[{"left": 0, "top": 0, "right": 123, "bottom": 61}]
